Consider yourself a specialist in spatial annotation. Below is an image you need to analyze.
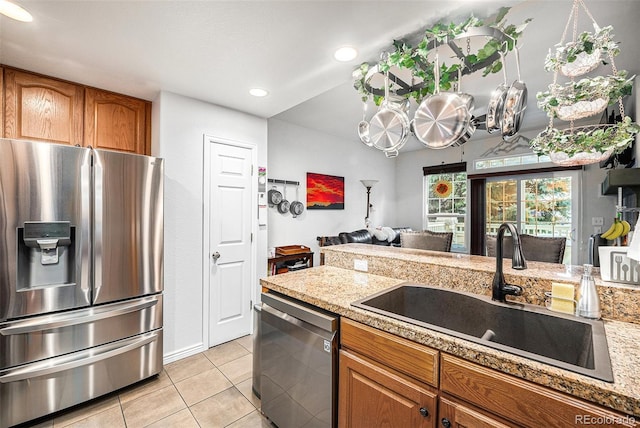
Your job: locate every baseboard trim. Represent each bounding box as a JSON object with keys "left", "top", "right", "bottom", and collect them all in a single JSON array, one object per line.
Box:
[{"left": 163, "top": 343, "right": 206, "bottom": 365}]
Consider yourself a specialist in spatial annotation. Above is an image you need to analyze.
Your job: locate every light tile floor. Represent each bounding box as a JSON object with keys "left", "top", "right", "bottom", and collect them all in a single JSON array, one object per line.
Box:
[{"left": 18, "top": 335, "right": 273, "bottom": 428}]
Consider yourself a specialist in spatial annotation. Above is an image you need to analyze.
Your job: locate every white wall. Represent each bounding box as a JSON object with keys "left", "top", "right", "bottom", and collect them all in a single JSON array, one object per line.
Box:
[
  {"left": 267, "top": 119, "right": 396, "bottom": 266},
  {"left": 153, "top": 91, "right": 267, "bottom": 362}
]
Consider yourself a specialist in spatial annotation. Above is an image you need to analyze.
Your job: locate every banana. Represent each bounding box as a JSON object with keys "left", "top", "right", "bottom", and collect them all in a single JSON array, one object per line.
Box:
[
  {"left": 620, "top": 220, "right": 631, "bottom": 237},
  {"left": 600, "top": 219, "right": 618, "bottom": 239},
  {"left": 606, "top": 221, "right": 625, "bottom": 240}
]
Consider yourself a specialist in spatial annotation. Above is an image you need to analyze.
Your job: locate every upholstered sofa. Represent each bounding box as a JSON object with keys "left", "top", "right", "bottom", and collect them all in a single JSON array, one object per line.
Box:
[{"left": 317, "top": 227, "right": 412, "bottom": 248}]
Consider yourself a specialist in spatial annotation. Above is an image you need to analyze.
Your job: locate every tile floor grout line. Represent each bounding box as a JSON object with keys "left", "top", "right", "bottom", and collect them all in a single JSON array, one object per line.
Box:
[{"left": 20, "top": 336, "right": 265, "bottom": 428}]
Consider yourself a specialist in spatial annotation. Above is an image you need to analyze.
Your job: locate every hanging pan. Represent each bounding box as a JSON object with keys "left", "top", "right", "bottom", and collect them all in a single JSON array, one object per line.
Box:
[
  {"left": 368, "top": 65, "right": 410, "bottom": 154},
  {"left": 486, "top": 50, "right": 509, "bottom": 134},
  {"left": 277, "top": 183, "right": 290, "bottom": 214},
  {"left": 268, "top": 185, "right": 283, "bottom": 206},
  {"left": 501, "top": 45, "right": 528, "bottom": 141},
  {"left": 412, "top": 53, "right": 474, "bottom": 149},
  {"left": 358, "top": 100, "right": 373, "bottom": 147},
  {"left": 290, "top": 183, "right": 304, "bottom": 217}
]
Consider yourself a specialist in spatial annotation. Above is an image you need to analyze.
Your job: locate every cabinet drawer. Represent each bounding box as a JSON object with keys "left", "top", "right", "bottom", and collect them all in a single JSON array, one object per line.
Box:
[
  {"left": 341, "top": 318, "right": 438, "bottom": 387},
  {"left": 439, "top": 395, "right": 515, "bottom": 428},
  {"left": 440, "top": 354, "right": 636, "bottom": 428}
]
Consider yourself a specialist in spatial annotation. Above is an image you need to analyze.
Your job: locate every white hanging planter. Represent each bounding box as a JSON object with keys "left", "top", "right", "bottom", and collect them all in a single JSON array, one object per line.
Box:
[
  {"left": 556, "top": 97, "right": 608, "bottom": 121},
  {"left": 560, "top": 48, "right": 602, "bottom": 77},
  {"left": 548, "top": 148, "right": 613, "bottom": 166}
]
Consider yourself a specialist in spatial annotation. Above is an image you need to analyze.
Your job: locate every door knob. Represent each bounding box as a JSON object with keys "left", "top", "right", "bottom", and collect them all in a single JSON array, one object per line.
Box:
[{"left": 211, "top": 252, "right": 221, "bottom": 261}]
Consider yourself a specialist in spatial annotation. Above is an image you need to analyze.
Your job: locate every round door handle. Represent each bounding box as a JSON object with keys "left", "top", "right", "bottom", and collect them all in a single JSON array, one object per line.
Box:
[
  {"left": 419, "top": 407, "right": 429, "bottom": 417},
  {"left": 211, "top": 252, "right": 221, "bottom": 261}
]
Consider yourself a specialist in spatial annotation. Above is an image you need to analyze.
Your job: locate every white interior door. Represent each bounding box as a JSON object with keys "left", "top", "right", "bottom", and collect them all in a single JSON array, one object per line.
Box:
[{"left": 206, "top": 138, "right": 255, "bottom": 347}]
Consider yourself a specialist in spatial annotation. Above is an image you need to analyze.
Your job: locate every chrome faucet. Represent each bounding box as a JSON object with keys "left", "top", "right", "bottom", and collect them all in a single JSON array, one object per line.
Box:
[{"left": 492, "top": 223, "right": 527, "bottom": 302}]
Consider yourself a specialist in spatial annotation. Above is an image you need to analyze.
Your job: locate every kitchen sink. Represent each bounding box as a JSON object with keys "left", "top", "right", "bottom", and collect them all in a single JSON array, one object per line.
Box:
[{"left": 352, "top": 283, "right": 613, "bottom": 382}]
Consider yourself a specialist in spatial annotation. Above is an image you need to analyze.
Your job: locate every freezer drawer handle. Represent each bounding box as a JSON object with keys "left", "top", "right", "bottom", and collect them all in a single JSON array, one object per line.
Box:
[
  {"left": 0, "top": 297, "right": 159, "bottom": 336},
  {"left": 0, "top": 331, "right": 158, "bottom": 383}
]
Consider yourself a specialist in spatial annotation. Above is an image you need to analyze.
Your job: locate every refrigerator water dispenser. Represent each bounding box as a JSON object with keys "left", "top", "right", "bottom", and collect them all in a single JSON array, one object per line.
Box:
[{"left": 17, "top": 221, "right": 75, "bottom": 289}]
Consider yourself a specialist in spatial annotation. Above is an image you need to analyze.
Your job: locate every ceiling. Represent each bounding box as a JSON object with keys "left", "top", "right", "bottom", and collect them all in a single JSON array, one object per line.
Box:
[{"left": 1, "top": 1, "right": 639, "bottom": 151}]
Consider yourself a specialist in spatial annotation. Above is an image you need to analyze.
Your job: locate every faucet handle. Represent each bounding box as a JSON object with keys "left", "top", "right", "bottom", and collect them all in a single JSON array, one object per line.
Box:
[{"left": 502, "top": 283, "right": 523, "bottom": 297}]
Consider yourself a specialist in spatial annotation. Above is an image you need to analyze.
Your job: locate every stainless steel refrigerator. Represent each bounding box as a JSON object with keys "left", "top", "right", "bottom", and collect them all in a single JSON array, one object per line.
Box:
[{"left": 0, "top": 138, "right": 164, "bottom": 428}]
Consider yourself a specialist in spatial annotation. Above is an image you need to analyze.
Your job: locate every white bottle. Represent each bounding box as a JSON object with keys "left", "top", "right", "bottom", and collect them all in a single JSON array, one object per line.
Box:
[{"left": 576, "top": 264, "right": 601, "bottom": 319}]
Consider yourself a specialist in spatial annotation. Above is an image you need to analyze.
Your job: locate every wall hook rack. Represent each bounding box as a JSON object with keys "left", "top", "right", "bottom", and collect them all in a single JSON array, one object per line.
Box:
[{"left": 268, "top": 179, "right": 300, "bottom": 186}]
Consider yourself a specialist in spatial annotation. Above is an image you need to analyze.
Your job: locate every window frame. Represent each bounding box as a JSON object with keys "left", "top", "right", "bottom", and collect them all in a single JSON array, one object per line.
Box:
[
  {"left": 423, "top": 162, "right": 468, "bottom": 253},
  {"left": 468, "top": 164, "right": 582, "bottom": 258},
  {"left": 485, "top": 170, "right": 581, "bottom": 264}
]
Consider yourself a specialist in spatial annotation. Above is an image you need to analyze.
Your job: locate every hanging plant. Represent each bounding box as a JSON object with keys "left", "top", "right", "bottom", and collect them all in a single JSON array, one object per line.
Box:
[
  {"left": 536, "top": 71, "right": 634, "bottom": 120},
  {"left": 530, "top": 0, "right": 638, "bottom": 166},
  {"left": 544, "top": 24, "right": 620, "bottom": 76},
  {"left": 353, "top": 7, "right": 532, "bottom": 105},
  {"left": 530, "top": 116, "right": 640, "bottom": 158}
]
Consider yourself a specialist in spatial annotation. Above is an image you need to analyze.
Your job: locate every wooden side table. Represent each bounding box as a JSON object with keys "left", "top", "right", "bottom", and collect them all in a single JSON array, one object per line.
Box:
[{"left": 268, "top": 252, "right": 314, "bottom": 275}]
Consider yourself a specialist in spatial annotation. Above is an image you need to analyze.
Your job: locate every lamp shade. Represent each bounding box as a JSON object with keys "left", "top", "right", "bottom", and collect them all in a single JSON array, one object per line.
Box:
[{"left": 360, "top": 180, "right": 379, "bottom": 189}]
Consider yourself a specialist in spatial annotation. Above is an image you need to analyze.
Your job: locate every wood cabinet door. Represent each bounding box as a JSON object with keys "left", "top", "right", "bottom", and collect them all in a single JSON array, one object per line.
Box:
[
  {"left": 4, "top": 69, "right": 84, "bottom": 145},
  {"left": 339, "top": 350, "right": 437, "bottom": 428},
  {"left": 439, "top": 396, "right": 514, "bottom": 428},
  {"left": 84, "top": 88, "right": 149, "bottom": 154}
]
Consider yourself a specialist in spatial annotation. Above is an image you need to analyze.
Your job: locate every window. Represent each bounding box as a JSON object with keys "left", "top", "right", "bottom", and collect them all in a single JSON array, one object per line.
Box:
[
  {"left": 486, "top": 171, "right": 578, "bottom": 264},
  {"left": 423, "top": 163, "right": 468, "bottom": 252}
]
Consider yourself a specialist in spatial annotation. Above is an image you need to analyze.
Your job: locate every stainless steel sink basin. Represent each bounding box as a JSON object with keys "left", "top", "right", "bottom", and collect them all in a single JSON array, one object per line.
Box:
[{"left": 352, "top": 283, "right": 613, "bottom": 382}]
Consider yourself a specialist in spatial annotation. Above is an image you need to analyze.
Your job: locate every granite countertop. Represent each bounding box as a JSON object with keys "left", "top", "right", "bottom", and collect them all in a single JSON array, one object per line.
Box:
[
  {"left": 260, "top": 265, "right": 640, "bottom": 417},
  {"left": 321, "top": 244, "right": 640, "bottom": 325}
]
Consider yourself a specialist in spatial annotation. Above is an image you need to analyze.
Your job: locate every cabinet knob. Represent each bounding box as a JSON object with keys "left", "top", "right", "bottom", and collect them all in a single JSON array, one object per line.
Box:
[
  {"left": 419, "top": 407, "right": 429, "bottom": 417},
  {"left": 211, "top": 252, "right": 221, "bottom": 261},
  {"left": 441, "top": 418, "right": 452, "bottom": 428}
]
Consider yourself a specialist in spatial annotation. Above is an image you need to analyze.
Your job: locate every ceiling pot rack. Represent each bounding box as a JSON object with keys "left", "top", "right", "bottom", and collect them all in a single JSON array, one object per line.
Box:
[
  {"left": 353, "top": 7, "right": 533, "bottom": 156},
  {"left": 361, "top": 26, "right": 511, "bottom": 99}
]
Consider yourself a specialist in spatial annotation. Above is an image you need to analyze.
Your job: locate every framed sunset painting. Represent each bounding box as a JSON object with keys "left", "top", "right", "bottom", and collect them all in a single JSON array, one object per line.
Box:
[{"left": 307, "top": 172, "right": 344, "bottom": 210}]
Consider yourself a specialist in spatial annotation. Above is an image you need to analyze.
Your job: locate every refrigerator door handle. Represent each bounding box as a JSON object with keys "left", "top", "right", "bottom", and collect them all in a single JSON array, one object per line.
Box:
[
  {"left": 0, "top": 331, "right": 159, "bottom": 383},
  {"left": 0, "top": 296, "right": 159, "bottom": 336}
]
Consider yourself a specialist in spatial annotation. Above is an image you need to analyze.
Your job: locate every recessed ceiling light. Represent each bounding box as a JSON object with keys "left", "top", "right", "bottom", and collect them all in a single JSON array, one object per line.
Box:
[
  {"left": 334, "top": 46, "right": 358, "bottom": 62},
  {"left": 0, "top": 0, "right": 33, "bottom": 22},
  {"left": 249, "top": 88, "right": 269, "bottom": 97}
]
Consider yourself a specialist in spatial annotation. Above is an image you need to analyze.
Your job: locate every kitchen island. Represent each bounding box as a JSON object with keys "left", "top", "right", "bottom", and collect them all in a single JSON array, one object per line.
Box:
[{"left": 259, "top": 244, "right": 640, "bottom": 422}]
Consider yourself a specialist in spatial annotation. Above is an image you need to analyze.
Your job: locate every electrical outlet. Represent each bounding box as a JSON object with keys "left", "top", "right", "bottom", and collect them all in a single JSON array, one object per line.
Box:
[
  {"left": 592, "top": 217, "right": 604, "bottom": 226},
  {"left": 594, "top": 226, "right": 602, "bottom": 234},
  {"left": 354, "top": 259, "right": 368, "bottom": 272}
]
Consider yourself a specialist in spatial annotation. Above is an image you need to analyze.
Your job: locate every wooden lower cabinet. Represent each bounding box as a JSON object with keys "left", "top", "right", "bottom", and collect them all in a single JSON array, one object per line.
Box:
[
  {"left": 339, "top": 350, "right": 437, "bottom": 428},
  {"left": 339, "top": 320, "right": 637, "bottom": 428},
  {"left": 440, "top": 354, "right": 637, "bottom": 428}
]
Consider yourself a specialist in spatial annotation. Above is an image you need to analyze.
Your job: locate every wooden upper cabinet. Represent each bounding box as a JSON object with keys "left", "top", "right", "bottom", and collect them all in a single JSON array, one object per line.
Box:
[
  {"left": 84, "top": 88, "right": 150, "bottom": 154},
  {"left": 4, "top": 69, "right": 84, "bottom": 145}
]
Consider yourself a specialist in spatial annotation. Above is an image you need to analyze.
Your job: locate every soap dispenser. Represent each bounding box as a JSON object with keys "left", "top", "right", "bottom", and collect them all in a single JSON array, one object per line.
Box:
[{"left": 576, "top": 264, "right": 601, "bottom": 319}]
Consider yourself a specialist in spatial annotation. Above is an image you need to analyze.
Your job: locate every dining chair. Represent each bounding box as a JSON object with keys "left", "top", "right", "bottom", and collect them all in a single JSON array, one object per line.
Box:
[
  {"left": 486, "top": 234, "right": 566, "bottom": 264},
  {"left": 400, "top": 230, "right": 453, "bottom": 252}
]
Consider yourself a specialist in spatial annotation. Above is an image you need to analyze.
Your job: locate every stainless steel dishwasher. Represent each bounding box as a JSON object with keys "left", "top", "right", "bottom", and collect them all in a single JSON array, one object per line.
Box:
[{"left": 260, "top": 292, "right": 338, "bottom": 428}]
